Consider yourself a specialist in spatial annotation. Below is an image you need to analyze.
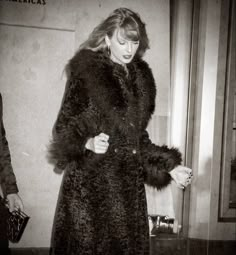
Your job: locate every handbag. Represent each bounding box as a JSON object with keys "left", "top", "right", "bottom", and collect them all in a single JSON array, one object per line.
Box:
[
  {"left": 0, "top": 196, "right": 30, "bottom": 243},
  {"left": 148, "top": 214, "right": 177, "bottom": 236}
]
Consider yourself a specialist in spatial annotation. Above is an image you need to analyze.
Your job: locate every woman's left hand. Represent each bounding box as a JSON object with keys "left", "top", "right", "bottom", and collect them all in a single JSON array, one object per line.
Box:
[{"left": 169, "top": 165, "right": 193, "bottom": 189}]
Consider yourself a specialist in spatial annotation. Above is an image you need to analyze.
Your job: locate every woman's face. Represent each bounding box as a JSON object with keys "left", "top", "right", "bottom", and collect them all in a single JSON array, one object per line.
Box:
[{"left": 105, "top": 28, "right": 140, "bottom": 66}]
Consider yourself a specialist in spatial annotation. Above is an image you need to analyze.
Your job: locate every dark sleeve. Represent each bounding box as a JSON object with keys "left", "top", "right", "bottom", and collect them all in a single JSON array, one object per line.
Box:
[
  {"left": 0, "top": 95, "right": 19, "bottom": 195},
  {"left": 140, "top": 130, "right": 182, "bottom": 190},
  {"left": 48, "top": 77, "right": 100, "bottom": 167}
]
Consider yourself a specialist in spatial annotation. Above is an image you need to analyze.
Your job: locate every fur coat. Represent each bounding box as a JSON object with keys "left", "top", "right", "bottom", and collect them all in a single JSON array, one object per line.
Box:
[{"left": 49, "top": 49, "right": 182, "bottom": 255}]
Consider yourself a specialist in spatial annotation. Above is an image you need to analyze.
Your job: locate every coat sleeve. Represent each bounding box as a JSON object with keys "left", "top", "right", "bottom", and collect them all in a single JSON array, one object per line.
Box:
[
  {"left": 0, "top": 95, "right": 19, "bottom": 196},
  {"left": 48, "top": 77, "right": 100, "bottom": 167},
  {"left": 140, "top": 130, "right": 182, "bottom": 189}
]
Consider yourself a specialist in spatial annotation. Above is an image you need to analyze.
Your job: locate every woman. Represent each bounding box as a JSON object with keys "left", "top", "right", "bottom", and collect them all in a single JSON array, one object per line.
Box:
[{"left": 49, "top": 7, "right": 192, "bottom": 255}]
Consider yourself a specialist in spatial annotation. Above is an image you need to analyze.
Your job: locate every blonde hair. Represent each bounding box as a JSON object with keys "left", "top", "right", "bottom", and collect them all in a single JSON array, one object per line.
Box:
[{"left": 79, "top": 8, "right": 149, "bottom": 58}]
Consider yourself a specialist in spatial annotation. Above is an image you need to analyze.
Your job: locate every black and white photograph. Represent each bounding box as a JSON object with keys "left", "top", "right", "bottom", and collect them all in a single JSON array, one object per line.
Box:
[{"left": 0, "top": 0, "right": 235, "bottom": 254}]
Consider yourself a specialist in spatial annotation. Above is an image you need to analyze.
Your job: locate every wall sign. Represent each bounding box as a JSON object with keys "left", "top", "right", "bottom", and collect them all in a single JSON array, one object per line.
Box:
[{"left": 0, "top": 0, "right": 46, "bottom": 5}]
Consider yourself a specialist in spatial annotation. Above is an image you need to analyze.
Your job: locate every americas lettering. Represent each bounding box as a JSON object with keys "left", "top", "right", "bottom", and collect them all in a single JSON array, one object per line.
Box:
[{"left": 0, "top": 0, "right": 46, "bottom": 5}]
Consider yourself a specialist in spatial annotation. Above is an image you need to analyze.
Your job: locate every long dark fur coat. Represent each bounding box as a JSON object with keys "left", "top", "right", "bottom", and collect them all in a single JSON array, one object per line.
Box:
[{"left": 49, "top": 49, "right": 182, "bottom": 255}]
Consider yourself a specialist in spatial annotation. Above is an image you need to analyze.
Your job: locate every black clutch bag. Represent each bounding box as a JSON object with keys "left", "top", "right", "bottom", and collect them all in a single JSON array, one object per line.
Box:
[
  {"left": 0, "top": 196, "right": 30, "bottom": 243},
  {"left": 7, "top": 209, "right": 30, "bottom": 243}
]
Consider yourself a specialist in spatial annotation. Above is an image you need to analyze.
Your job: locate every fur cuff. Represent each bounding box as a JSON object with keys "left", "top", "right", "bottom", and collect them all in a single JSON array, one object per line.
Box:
[{"left": 143, "top": 145, "right": 182, "bottom": 189}]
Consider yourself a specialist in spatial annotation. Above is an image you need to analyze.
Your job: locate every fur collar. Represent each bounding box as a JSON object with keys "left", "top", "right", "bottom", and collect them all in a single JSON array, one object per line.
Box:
[{"left": 67, "top": 49, "right": 156, "bottom": 134}]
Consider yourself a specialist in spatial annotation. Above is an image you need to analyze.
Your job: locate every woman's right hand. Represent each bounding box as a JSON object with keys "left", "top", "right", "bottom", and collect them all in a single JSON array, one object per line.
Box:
[{"left": 85, "top": 133, "right": 110, "bottom": 154}]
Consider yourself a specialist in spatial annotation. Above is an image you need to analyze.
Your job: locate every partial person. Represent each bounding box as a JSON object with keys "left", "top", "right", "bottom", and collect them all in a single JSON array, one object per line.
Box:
[
  {"left": 0, "top": 93, "right": 24, "bottom": 255},
  {"left": 49, "top": 7, "right": 192, "bottom": 255}
]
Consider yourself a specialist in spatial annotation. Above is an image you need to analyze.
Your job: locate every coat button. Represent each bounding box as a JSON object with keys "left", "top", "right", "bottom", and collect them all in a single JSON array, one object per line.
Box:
[
  {"left": 132, "top": 149, "right": 137, "bottom": 154},
  {"left": 114, "top": 148, "right": 118, "bottom": 153}
]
